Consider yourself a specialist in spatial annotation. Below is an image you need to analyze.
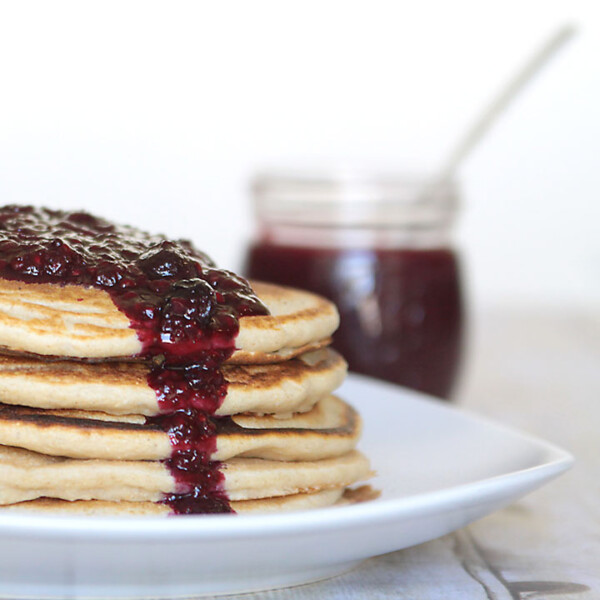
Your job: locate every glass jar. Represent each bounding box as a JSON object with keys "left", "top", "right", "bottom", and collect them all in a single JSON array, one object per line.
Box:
[{"left": 243, "top": 170, "right": 464, "bottom": 400}]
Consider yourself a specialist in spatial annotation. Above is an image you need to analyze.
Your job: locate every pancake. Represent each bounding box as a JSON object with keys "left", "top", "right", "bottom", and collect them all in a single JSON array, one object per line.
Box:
[
  {"left": 0, "top": 486, "right": 379, "bottom": 516},
  {"left": 0, "top": 445, "right": 371, "bottom": 505},
  {"left": 0, "top": 348, "right": 346, "bottom": 416},
  {"left": 0, "top": 395, "right": 361, "bottom": 462},
  {"left": 0, "top": 488, "right": 354, "bottom": 516},
  {"left": 0, "top": 279, "right": 338, "bottom": 362}
]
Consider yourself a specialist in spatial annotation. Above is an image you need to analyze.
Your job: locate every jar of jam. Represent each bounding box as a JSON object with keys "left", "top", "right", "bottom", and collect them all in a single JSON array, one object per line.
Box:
[{"left": 244, "top": 171, "right": 464, "bottom": 400}]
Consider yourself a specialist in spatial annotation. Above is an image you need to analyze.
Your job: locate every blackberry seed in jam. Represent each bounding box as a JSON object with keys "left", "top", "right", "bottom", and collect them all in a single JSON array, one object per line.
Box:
[{"left": 0, "top": 205, "right": 269, "bottom": 514}]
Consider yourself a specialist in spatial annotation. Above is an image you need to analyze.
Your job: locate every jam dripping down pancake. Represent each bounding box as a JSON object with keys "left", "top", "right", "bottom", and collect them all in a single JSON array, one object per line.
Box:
[{"left": 0, "top": 205, "right": 269, "bottom": 514}]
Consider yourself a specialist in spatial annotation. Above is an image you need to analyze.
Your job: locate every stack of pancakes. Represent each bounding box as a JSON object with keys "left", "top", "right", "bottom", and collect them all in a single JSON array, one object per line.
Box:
[{"left": 0, "top": 279, "right": 372, "bottom": 515}]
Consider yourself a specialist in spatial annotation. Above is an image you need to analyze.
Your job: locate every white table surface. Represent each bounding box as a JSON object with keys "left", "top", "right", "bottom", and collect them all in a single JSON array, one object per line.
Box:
[{"left": 220, "top": 309, "right": 600, "bottom": 599}]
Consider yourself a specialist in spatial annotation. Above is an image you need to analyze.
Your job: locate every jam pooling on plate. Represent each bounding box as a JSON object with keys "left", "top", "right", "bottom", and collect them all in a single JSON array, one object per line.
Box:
[
  {"left": 246, "top": 243, "right": 462, "bottom": 399},
  {"left": 0, "top": 205, "right": 269, "bottom": 514}
]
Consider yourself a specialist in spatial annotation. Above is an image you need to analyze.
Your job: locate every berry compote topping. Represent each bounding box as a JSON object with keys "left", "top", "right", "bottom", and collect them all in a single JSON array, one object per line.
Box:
[{"left": 0, "top": 205, "right": 269, "bottom": 514}]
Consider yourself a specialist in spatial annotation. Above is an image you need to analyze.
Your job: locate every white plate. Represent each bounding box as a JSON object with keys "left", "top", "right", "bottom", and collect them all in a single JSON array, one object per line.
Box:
[{"left": 0, "top": 374, "right": 572, "bottom": 599}]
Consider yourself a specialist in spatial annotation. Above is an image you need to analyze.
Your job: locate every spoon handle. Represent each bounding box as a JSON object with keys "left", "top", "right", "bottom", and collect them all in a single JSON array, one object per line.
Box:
[{"left": 438, "top": 24, "right": 576, "bottom": 182}]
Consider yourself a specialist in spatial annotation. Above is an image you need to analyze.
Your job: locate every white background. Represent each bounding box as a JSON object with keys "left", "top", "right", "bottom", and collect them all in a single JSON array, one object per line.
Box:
[{"left": 0, "top": 0, "right": 597, "bottom": 312}]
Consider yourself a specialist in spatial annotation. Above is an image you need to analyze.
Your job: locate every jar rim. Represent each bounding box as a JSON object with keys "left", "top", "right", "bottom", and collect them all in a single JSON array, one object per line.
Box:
[{"left": 252, "top": 169, "right": 459, "bottom": 228}]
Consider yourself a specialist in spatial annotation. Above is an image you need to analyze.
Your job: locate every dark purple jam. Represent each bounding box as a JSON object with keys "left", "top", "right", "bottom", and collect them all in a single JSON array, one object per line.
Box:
[
  {"left": 246, "top": 243, "right": 462, "bottom": 399},
  {"left": 0, "top": 205, "right": 269, "bottom": 514}
]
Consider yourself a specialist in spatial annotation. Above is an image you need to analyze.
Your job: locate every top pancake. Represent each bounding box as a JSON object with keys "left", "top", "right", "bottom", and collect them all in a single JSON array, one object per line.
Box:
[{"left": 0, "top": 280, "right": 338, "bottom": 362}]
